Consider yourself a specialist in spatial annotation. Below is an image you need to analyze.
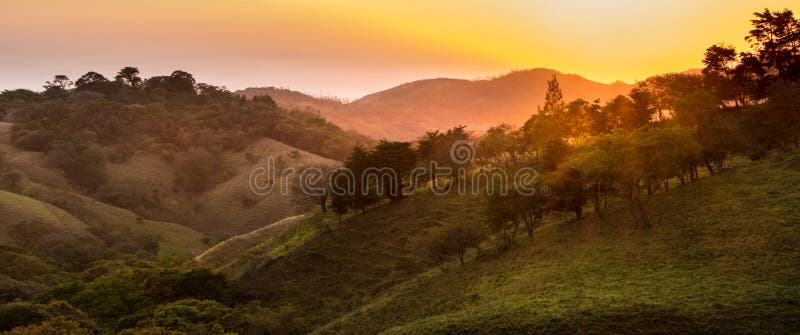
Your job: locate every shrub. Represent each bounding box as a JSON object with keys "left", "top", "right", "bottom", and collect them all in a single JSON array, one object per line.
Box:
[
  {"left": 12, "top": 130, "right": 54, "bottom": 152},
  {"left": 174, "top": 149, "right": 227, "bottom": 194},
  {"left": 1, "top": 317, "right": 90, "bottom": 335},
  {"left": 429, "top": 224, "right": 484, "bottom": 265},
  {"left": 173, "top": 269, "right": 229, "bottom": 303},
  {"left": 63, "top": 146, "right": 107, "bottom": 190},
  {"left": 0, "top": 302, "right": 44, "bottom": 331},
  {"left": 0, "top": 277, "right": 43, "bottom": 303}
]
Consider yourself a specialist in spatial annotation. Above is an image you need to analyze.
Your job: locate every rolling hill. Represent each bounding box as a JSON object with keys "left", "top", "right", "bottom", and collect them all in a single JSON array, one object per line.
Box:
[
  {"left": 195, "top": 214, "right": 308, "bottom": 270},
  {"left": 0, "top": 186, "right": 209, "bottom": 297},
  {"left": 223, "top": 154, "right": 800, "bottom": 334},
  {"left": 101, "top": 137, "right": 339, "bottom": 238},
  {"left": 238, "top": 68, "right": 635, "bottom": 140},
  {"left": 1, "top": 120, "right": 338, "bottom": 240}
]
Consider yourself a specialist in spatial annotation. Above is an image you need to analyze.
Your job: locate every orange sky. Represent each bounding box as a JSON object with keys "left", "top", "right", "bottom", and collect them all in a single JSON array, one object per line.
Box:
[{"left": 1, "top": 0, "right": 798, "bottom": 98}]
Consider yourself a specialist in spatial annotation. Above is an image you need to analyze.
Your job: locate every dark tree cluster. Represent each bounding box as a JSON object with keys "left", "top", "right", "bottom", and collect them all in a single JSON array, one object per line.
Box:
[
  {"left": 1, "top": 67, "right": 372, "bottom": 193},
  {"left": 330, "top": 140, "right": 417, "bottom": 218},
  {"left": 473, "top": 9, "right": 800, "bottom": 240}
]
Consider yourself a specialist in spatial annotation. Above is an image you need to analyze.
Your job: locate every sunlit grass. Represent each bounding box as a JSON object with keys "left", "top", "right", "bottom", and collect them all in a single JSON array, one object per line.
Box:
[{"left": 305, "top": 154, "right": 800, "bottom": 334}]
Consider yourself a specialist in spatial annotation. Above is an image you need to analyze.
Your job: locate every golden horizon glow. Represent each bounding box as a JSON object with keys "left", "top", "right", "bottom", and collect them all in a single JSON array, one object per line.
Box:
[{"left": 1, "top": 0, "right": 798, "bottom": 98}]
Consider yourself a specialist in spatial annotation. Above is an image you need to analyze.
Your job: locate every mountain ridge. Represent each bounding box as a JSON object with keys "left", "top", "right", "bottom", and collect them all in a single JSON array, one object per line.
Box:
[{"left": 237, "top": 68, "right": 637, "bottom": 140}]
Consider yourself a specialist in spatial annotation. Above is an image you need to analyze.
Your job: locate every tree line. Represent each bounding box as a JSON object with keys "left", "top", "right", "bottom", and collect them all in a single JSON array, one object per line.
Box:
[
  {"left": 313, "top": 8, "right": 800, "bottom": 261},
  {"left": 0, "top": 67, "right": 372, "bottom": 195}
]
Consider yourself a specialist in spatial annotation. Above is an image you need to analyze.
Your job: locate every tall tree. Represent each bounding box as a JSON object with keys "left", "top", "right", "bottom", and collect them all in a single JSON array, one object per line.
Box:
[
  {"left": 702, "top": 44, "right": 740, "bottom": 105},
  {"left": 371, "top": 140, "right": 416, "bottom": 201},
  {"left": 417, "top": 126, "right": 471, "bottom": 184},
  {"left": 477, "top": 124, "right": 523, "bottom": 166},
  {"left": 44, "top": 75, "right": 73, "bottom": 91},
  {"left": 638, "top": 73, "right": 704, "bottom": 119},
  {"left": 540, "top": 74, "right": 565, "bottom": 117},
  {"left": 602, "top": 95, "right": 633, "bottom": 132},
  {"left": 565, "top": 98, "right": 592, "bottom": 138},
  {"left": 75, "top": 72, "right": 114, "bottom": 93},
  {"left": 114, "top": 67, "right": 142, "bottom": 88},
  {"left": 344, "top": 145, "right": 378, "bottom": 212},
  {"left": 746, "top": 9, "right": 800, "bottom": 81},
  {"left": 586, "top": 99, "right": 611, "bottom": 135},
  {"left": 627, "top": 88, "right": 657, "bottom": 130}
]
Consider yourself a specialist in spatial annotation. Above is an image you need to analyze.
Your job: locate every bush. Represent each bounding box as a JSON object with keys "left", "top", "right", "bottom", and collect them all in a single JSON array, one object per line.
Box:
[
  {"left": 0, "top": 277, "right": 43, "bottom": 303},
  {"left": 2, "top": 317, "right": 90, "bottom": 335},
  {"left": 64, "top": 146, "right": 107, "bottom": 190},
  {"left": 12, "top": 130, "right": 54, "bottom": 152},
  {"left": 174, "top": 149, "right": 227, "bottom": 194},
  {"left": 45, "top": 144, "right": 107, "bottom": 190},
  {"left": 0, "top": 302, "right": 44, "bottom": 331},
  {"left": 0, "top": 251, "right": 51, "bottom": 281},
  {"left": 173, "top": 269, "right": 229, "bottom": 303},
  {"left": 429, "top": 224, "right": 484, "bottom": 265}
]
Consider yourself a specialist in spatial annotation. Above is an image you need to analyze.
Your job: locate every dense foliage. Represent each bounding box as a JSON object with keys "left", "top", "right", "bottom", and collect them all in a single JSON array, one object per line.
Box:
[{"left": 1, "top": 68, "right": 371, "bottom": 193}]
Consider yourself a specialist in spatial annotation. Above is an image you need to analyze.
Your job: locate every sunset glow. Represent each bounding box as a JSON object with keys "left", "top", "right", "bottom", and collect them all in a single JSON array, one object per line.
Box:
[{"left": 2, "top": 0, "right": 798, "bottom": 98}]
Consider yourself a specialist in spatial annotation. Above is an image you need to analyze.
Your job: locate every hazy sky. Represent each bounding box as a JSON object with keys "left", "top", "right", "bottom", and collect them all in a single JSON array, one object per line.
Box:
[{"left": 1, "top": 0, "right": 797, "bottom": 99}]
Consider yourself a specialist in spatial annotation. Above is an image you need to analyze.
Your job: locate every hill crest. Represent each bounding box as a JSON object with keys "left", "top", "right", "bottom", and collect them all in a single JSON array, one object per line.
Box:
[{"left": 238, "top": 68, "right": 636, "bottom": 140}]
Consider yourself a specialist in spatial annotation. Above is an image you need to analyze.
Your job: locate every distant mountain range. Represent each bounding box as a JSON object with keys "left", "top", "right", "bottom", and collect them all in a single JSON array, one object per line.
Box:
[{"left": 238, "top": 68, "right": 637, "bottom": 141}]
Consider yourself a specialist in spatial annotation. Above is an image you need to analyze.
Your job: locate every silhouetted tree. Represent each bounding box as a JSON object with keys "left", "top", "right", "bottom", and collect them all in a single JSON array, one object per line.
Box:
[
  {"left": 44, "top": 75, "right": 72, "bottom": 91},
  {"left": 638, "top": 73, "right": 704, "bottom": 120},
  {"left": 626, "top": 88, "right": 656, "bottom": 130},
  {"left": 746, "top": 9, "right": 800, "bottom": 81},
  {"left": 75, "top": 71, "right": 116, "bottom": 94},
  {"left": 586, "top": 99, "right": 612, "bottom": 135},
  {"left": 114, "top": 66, "right": 142, "bottom": 88},
  {"left": 602, "top": 95, "right": 633, "bottom": 132},
  {"left": 540, "top": 74, "right": 565, "bottom": 117},
  {"left": 344, "top": 145, "right": 378, "bottom": 212},
  {"left": 702, "top": 44, "right": 740, "bottom": 105},
  {"left": 371, "top": 140, "right": 416, "bottom": 201},
  {"left": 477, "top": 124, "right": 524, "bottom": 166},
  {"left": 144, "top": 70, "right": 196, "bottom": 95},
  {"left": 417, "top": 125, "right": 471, "bottom": 184}
]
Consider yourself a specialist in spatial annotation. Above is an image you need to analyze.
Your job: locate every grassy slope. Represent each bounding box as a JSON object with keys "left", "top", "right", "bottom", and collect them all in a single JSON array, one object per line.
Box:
[
  {"left": 0, "top": 190, "right": 93, "bottom": 246},
  {"left": 103, "top": 137, "right": 338, "bottom": 237},
  {"left": 232, "top": 191, "right": 485, "bottom": 328},
  {"left": 25, "top": 185, "right": 209, "bottom": 259},
  {"left": 195, "top": 214, "right": 308, "bottom": 269},
  {"left": 0, "top": 186, "right": 208, "bottom": 261},
  {"left": 316, "top": 156, "right": 800, "bottom": 334},
  {"left": 3, "top": 120, "right": 337, "bottom": 239},
  {"left": 232, "top": 155, "right": 799, "bottom": 334}
]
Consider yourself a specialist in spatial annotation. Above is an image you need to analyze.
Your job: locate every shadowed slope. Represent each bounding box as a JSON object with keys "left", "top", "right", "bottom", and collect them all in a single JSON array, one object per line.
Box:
[{"left": 224, "top": 155, "right": 799, "bottom": 334}]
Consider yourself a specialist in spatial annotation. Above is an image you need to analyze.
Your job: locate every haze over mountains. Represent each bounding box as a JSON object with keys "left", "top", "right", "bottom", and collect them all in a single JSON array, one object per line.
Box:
[{"left": 238, "top": 68, "right": 635, "bottom": 140}]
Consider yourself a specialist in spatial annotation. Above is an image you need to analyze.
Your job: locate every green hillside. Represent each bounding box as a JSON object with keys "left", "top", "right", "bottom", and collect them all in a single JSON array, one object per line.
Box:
[
  {"left": 0, "top": 187, "right": 208, "bottom": 282},
  {"left": 0, "top": 190, "right": 93, "bottom": 246},
  {"left": 2, "top": 121, "right": 340, "bottom": 239},
  {"left": 231, "top": 189, "right": 485, "bottom": 328},
  {"left": 195, "top": 214, "right": 308, "bottom": 270},
  {"left": 21, "top": 185, "right": 208, "bottom": 259},
  {"left": 228, "top": 155, "right": 800, "bottom": 334}
]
